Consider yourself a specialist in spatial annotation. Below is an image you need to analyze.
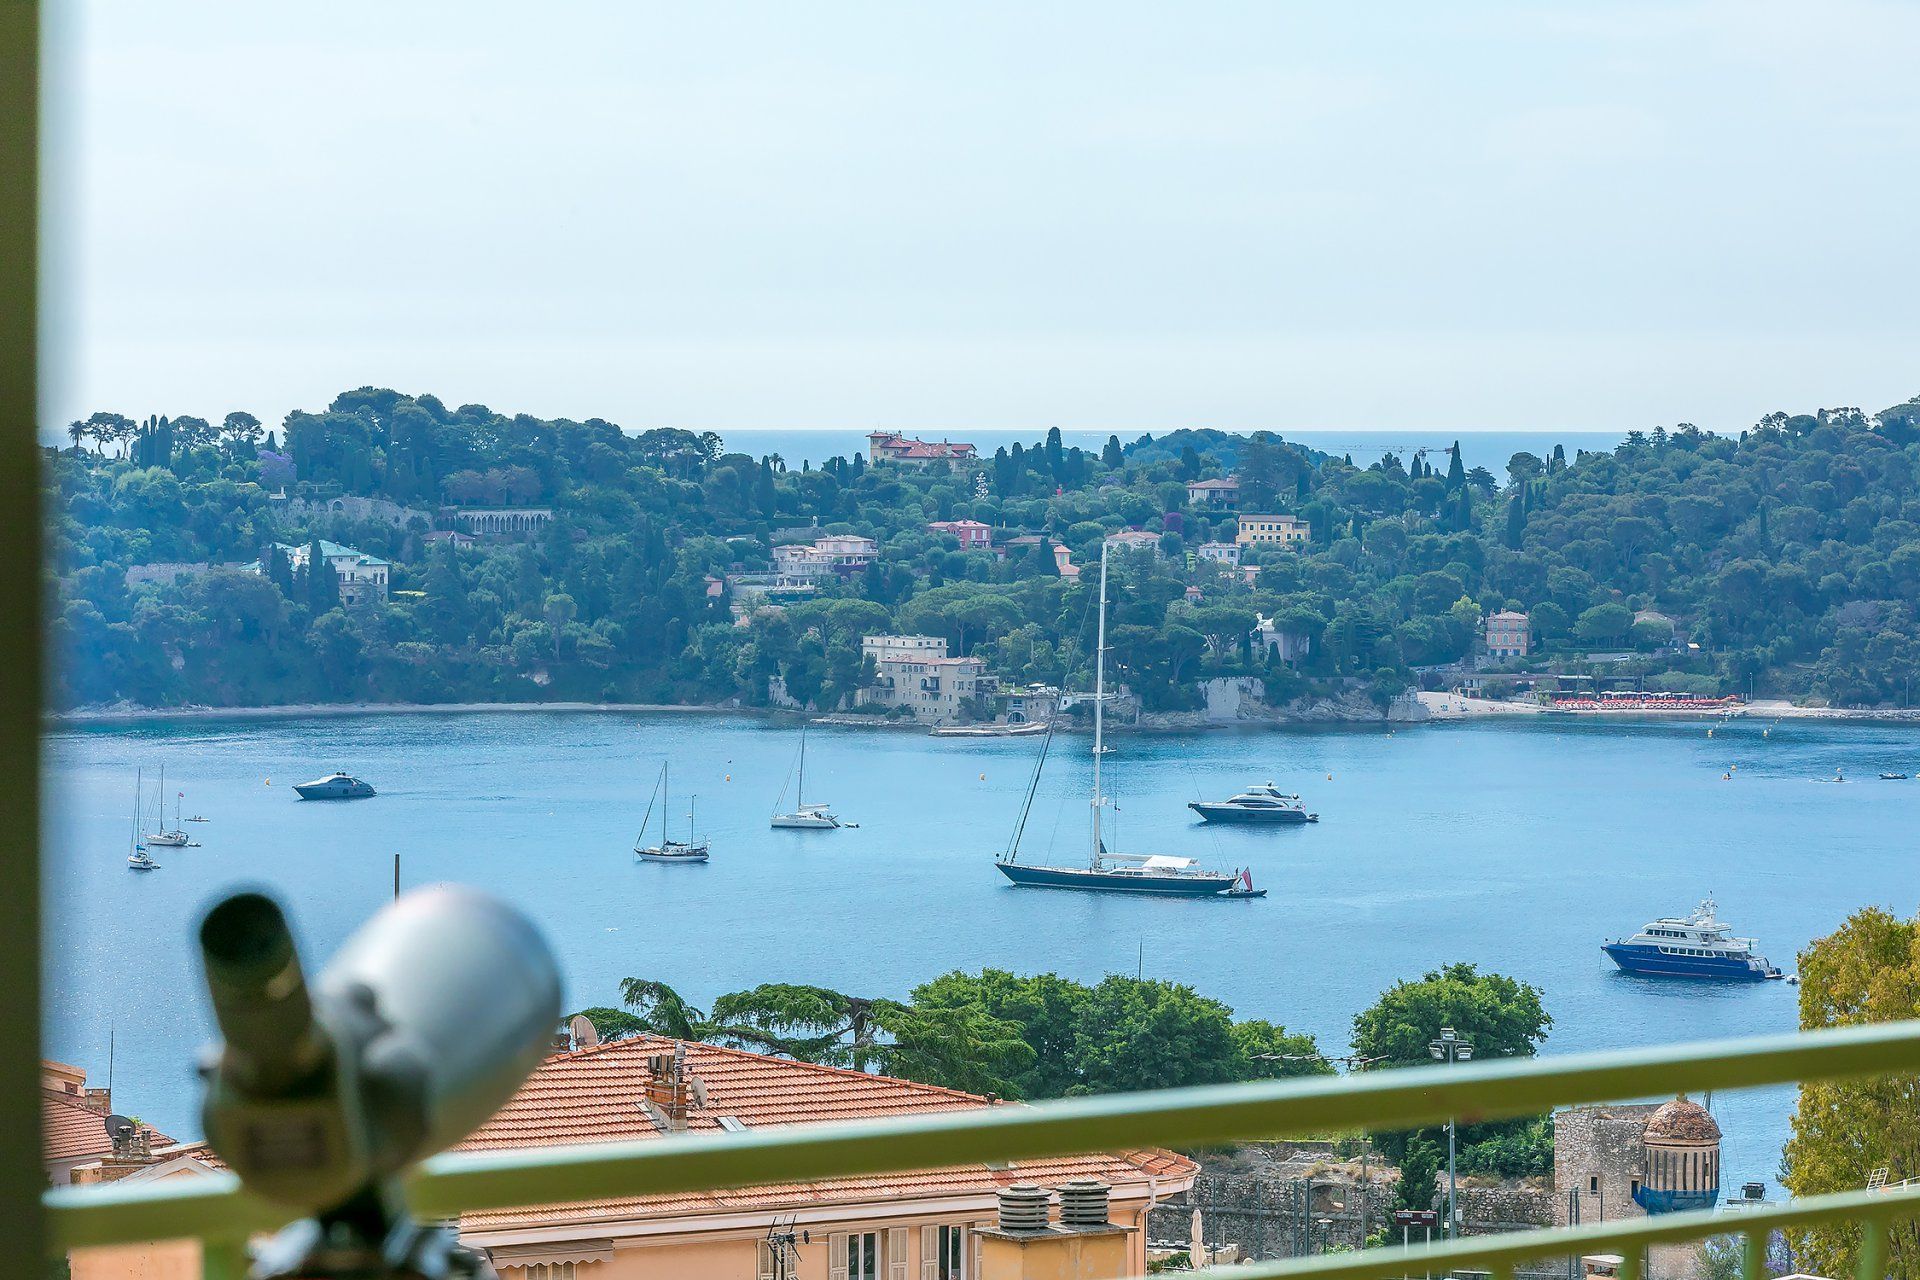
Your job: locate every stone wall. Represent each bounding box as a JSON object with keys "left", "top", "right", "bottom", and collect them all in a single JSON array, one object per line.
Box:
[{"left": 1149, "top": 1170, "right": 1396, "bottom": 1263}]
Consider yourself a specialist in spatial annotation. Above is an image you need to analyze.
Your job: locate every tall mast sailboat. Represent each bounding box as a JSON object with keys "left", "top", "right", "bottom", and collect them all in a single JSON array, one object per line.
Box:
[
  {"left": 127, "top": 769, "right": 158, "bottom": 871},
  {"left": 633, "top": 762, "right": 710, "bottom": 863},
  {"left": 995, "top": 542, "right": 1262, "bottom": 898},
  {"left": 771, "top": 726, "right": 842, "bottom": 829},
  {"left": 144, "top": 764, "right": 190, "bottom": 847}
]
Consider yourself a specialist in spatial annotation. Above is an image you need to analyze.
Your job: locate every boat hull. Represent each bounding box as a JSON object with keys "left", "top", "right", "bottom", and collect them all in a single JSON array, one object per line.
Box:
[
  {"left": 1602, "top": 942, "right": 1776, "bottom": 981},
  {"left": 294, "top": 781, "right": 375, "bottom": 800},
  {"left": 996, "top": 861, "right": 1237, "bottom": 896},
  {"left": 1187, "top": 802, "right": 1314, "bottom": 825},
  {"left": 144, "top": 832, "right": 190, "bottom": 847},
  {"left": 771, "top": 814, "right": 838, "bottom": 829}
]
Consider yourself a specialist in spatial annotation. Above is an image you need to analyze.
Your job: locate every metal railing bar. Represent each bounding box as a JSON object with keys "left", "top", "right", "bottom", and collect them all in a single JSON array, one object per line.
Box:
[
  {"left": 412, "top": 1020, "right": 1920, "bottom": 1218},
  {"left": 44, "top": 1019, "right": 1920, "bottom": 1250},
  {"left": 1201, "top": 1184, "right": 1920, "bottom": 1280}
]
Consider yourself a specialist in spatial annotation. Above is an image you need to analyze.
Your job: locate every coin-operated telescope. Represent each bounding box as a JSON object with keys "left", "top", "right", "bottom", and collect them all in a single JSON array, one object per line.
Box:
[{"left": 198, "top": 887, "right": 562, "bottom": 1279}]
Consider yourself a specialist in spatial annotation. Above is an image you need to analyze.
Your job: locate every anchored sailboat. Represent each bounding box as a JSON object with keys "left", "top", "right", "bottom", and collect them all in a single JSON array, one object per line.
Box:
[
  {"left": 771, "top": 727, "right": 842, "bottom": 829},
  {"left": 127, "top": 769, "right": 158, "bottom": 871},
  {"left": 634, "top": 762, "right": 710, "bottom": 863},
  {"left": 995, "top": 543, "right": 1261, "bottom": 898},
  {"left": 144, "top": 765, "right": 190, "bottom": 847}
]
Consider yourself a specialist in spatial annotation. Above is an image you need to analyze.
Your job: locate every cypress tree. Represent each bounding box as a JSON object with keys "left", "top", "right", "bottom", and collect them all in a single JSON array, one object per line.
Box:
[{"left": 1445, "top": 441, "right": 1466, "bottom": 492}]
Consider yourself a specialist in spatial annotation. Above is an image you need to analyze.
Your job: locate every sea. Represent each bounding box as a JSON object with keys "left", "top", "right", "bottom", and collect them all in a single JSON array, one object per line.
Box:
[
  {"left": 718, "top": 429, "right": 1624, "bottom": 474},
  {"left": 44, "top": 713, "right": 1918, "bottom": 1187}
]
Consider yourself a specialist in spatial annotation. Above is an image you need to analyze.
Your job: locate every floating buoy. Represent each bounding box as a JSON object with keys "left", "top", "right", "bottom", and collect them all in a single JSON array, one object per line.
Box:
[
  {"left": 1707, "top": 728, "right": 1714, "bottom": 738},
  {"left": 264, "top": 778, "right": 271, "bottom": 786},
  {"left": 1326, "top": 773, "right": 1333, "bottom": 781},
  {"left": 1723, "top": 772, "right": 1731, "bottom": 780},
  {"left": 979, "top": 773, "right": 986, "bottom": 781},
  {"left": 725, "top": 774, "right": 731, "bottom": 782}
]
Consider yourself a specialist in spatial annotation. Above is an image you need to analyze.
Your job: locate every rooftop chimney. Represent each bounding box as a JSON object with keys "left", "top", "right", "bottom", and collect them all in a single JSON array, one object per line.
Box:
[
  {"left": 1057, "top": 1179, "right": 1111, "bottom": 1229},
  {"left": 980, "top": 1181, "right": 1133, "bottom": 1280},
  {"left": 996, "top": 1183, "right": 1052, "bottom": 1233}
]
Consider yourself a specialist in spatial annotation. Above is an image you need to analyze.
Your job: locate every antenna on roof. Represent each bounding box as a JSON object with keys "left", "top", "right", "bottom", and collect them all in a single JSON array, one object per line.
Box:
[{"left": 568, "top": 1014, "right": 600, "bottom": 1050}]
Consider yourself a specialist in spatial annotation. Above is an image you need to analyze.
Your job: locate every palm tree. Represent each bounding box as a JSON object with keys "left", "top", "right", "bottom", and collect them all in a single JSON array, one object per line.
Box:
[{"left": 66, "top": 421, "right": 86, "bottom": 452}]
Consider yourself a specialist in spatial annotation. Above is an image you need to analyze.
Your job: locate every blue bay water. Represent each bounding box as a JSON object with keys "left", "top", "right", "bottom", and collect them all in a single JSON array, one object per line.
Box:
[
  {"left": 718, "top": 428, "right": 1623, "bottom": 475},
  {"left": 43, "top": 714, "right": 1919, "bottom": 1185}
]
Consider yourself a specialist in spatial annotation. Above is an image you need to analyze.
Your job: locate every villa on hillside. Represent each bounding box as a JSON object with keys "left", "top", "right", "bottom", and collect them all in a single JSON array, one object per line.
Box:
[
  {"left": 1235, "top": 515, "right": 1309, "bottom": 550},
  {"left": 1252, "top": 615, "right": 1313, "bottom": 664},
  {"left": 1485, "top": 610, "right": 1532, "bottom": 659},
  {"left": 772, "top": 534, "right": 879, "bottom": 586},
  {"left": 857, "top": 635, "right": 997, "bottom": 724},
  {"left": 255, "top": 539, "right": 391, "bottom": 605},
  {"left": 1185, "top": 476, "right": 1240, "bottom": 508},
  {"left": 926, "top": 518, "right": 993, "bottom": 548},
  {"left": 1195, "top": 541, "right": 1242, "bottom": 567},
  {"left": 867, "top": 432, "right": 979, "bottom": 471}
]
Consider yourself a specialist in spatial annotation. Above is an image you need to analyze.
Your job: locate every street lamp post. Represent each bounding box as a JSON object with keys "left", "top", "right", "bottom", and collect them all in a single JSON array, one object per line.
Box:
[{"left": 1428, "top": 1027, "right": 1474, "bottom": 1241}]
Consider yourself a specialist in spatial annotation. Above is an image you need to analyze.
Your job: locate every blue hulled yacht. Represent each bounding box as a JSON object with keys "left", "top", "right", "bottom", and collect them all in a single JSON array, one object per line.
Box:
[{"left": 1603, "top": 900, "right": 1782, "bottom": 981}]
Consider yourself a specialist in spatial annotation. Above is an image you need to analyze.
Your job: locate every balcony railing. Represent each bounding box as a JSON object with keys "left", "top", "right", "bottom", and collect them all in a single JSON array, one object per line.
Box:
[{"left": 43, "top": 1020, "right": 1920, "bottom": 1279}]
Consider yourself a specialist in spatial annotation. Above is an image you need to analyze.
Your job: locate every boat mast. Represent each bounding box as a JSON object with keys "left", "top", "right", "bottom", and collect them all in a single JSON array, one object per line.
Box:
[
  {"left": 1091, "top": 540, "right": 1109, "bottom": 867},
  {"left": 797, "top": 727, "right": 806, "bottom": 808}
]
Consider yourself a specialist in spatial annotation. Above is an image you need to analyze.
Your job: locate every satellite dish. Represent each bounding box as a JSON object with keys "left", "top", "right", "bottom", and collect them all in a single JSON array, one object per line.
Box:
[
  {"left": 568, "top": 1014, "right": 600, "bottom": 1048},
  {"left": 691, "top": 1077, "right": 708, "bottom": 1110},
  {"left": 103, "top": 1114, "right": 135, "bottom": 1142}
]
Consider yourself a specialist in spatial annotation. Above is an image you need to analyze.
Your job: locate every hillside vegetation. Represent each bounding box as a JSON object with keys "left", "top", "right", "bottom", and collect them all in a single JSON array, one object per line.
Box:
[{"left": 46, "top": 390, "right": 1920, "bottom": 711}]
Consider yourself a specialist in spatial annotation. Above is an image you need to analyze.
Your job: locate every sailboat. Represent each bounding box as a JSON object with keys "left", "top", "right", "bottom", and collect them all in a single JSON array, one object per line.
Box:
[
  {"left": 771, "top": 727, "right": 842, "bottom": 829},
  {"left": 633, "top": 762, "right": 710, "bottom": 863},
  {"left": 127, "top": 770, "right": 158, "bottom": 871},
  {"left": 143, "top": 765, "right": 190, "bottom": 847},
  {"left": 995, "top": 543, "right": 1261, "bottom": 898}
]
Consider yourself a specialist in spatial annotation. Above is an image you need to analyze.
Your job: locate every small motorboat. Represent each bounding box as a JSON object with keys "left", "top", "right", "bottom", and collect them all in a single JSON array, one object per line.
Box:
[
  {"left": 293, "top": 771, "right": 376, "bottom": 800},
  {"left": 1221, "top": 869, "right": 1267, "bottom": 899},
  {"left": 186, "top": 814, "right": 210, "bottom": 823},
  {"left": 1880, "top": 773, "right": 1908, "bottom": 781}
]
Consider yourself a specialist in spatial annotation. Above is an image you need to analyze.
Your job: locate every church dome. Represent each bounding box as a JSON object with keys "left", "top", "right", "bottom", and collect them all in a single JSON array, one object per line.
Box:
[{"left": 1645, "top": 1096, "right": 1720, "bottom": 1144}]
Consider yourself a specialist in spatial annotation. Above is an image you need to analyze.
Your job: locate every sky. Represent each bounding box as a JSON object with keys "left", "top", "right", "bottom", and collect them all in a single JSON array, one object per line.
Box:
[{"left": 41, "top": 2, "right": 1920, "bottom": 436}]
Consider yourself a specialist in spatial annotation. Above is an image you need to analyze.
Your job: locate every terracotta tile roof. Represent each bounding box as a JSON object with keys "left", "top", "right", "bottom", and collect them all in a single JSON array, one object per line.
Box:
[
  {"left": 456, "top": 1036, "right": 1196, "bottom": 1231},
  {"left": 43, "top": 1089, "right": 173, "bottom": 1162}
]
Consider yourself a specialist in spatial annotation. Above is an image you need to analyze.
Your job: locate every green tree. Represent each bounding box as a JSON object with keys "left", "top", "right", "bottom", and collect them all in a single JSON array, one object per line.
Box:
[
  {"left": 1575, "top": 602, "right": 1635, "bottom": 647},
  {"left": 543, "top": 592, "right": 577, "bottom": 659},
  {"left": 1780, "top": 907, "right": 1920, "bottom": 1280},
  {"left": 617, "top": 978, "right": 710, "bottom": 1040},
  {"left": 1351, "top": 963, "right": 1551, "bottom": 1067},
  {"left": 1068, "top": 976, "right": 1245, "bottom": 1095}
]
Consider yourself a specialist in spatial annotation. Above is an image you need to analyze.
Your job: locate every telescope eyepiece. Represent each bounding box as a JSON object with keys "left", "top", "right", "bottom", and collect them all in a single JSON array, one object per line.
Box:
[{"left": 201, "top": 892, "right": 296, "bottom": 981}]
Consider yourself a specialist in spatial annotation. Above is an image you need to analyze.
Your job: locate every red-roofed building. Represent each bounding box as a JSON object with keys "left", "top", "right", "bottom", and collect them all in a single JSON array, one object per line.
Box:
[
  {"left": 456, "top": 1035, "right": 1194, "bottom": 1278},
  {"left": 868, "top": 432, "right": 980, "bottom": 472},
  {"left": 56, "top": 1038, "right": 1193, "bottom": 1280},
  {"left": 926, "top": 519, "right": 992, "bottom": 549}
]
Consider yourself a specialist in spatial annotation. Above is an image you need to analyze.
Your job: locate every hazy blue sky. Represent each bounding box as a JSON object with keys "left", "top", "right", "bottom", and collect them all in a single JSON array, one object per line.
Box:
[{"left": 43, "top": 2, "right": 1920, "bottom": 434}]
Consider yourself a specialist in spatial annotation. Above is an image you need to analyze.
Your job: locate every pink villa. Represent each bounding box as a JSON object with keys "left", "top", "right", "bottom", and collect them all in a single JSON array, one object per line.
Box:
[
  {"left": 926, "top": 519, "right": 992, "bottom": 548},
  {"left": 1486, "top": 610, "right": 1532, "bottom": 659}
]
